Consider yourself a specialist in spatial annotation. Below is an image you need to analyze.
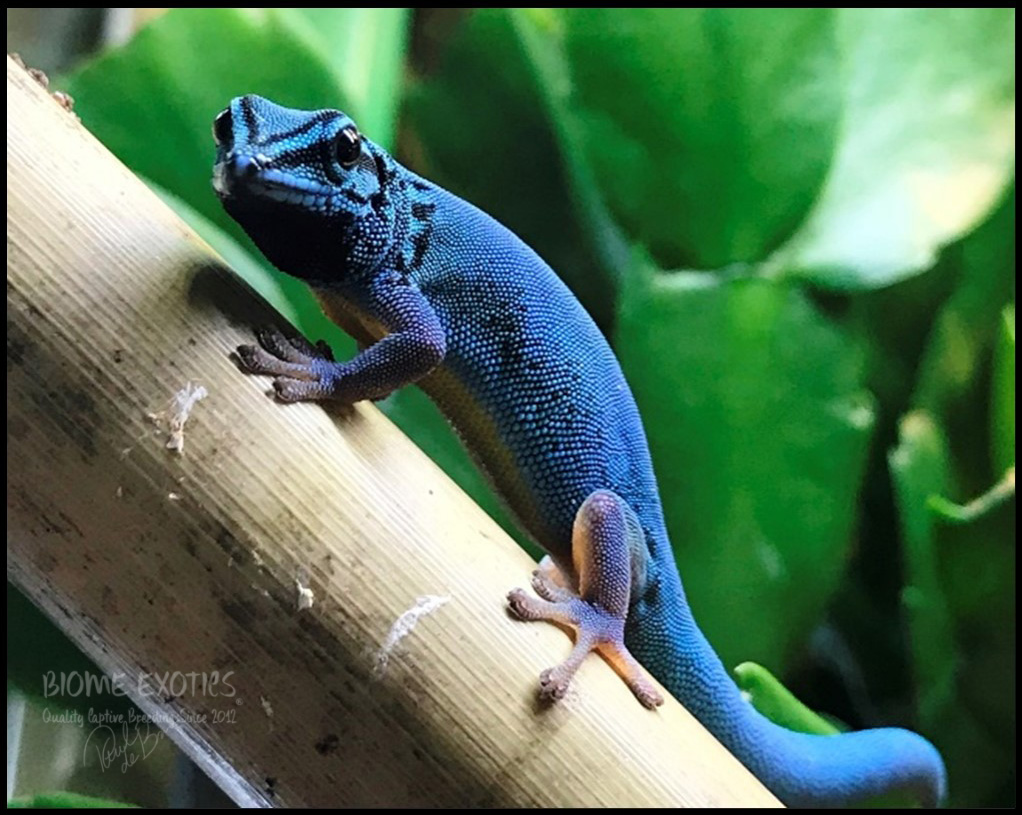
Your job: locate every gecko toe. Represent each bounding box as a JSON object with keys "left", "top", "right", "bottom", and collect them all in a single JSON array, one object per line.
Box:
[
  {"left": 272, "top": 375, "right": 332, "bottom": 402},
  {"left": 237, "top": 342, "right": 284, "bottom": 375},
  {"left": 255, "top": 325, "right": 333, "bottom": 365},
  {"left": 506, "top": 587, "right": 542, "bottom": 620},
  {"left": 538, "top": 668, "right": 570, "bottom": 703},
  {"left": 531, "top": 568, "right": 574, "bottom": 603}
]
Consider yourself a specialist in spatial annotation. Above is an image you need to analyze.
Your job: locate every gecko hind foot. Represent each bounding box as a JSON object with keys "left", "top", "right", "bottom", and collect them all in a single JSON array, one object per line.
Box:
[
  {"left": 507, "top": 584, "right": 663, "bottom": 709},
  {"left": 508, "top": 493, "right": 664, "bottom": 709}
]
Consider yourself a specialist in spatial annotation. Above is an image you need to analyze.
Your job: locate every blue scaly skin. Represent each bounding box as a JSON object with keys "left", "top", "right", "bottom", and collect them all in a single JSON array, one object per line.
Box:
[{"left": 212, "top": 95, "right": 947, "bottom": 807}]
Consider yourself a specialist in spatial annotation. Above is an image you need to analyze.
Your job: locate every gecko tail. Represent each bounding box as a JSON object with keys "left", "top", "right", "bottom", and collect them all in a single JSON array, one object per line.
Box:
[
  {"left": 751, "top": 716, "right": 948, "bottom": 808},
  {"left": 631, "top": 566, "right": 947, "bottom": 808}
]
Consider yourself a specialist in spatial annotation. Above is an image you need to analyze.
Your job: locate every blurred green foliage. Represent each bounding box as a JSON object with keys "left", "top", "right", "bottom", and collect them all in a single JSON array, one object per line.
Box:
[
  {"left": 618, "top": 266, "right": 875, "bottom": 667},
  {"left": 7, "top": 792, "right": 137, "bottom": 808},
  {"left": 10, "top": 7, "right": 1013, "bottom": 808}
]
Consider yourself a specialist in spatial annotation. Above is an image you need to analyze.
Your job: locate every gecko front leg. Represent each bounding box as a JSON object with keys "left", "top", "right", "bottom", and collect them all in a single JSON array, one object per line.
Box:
[{"left": 237, "top": 271, "right": 446, "bottom": 404}]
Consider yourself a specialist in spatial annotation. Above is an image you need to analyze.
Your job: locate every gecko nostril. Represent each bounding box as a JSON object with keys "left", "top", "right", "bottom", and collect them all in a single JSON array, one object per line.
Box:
[{"left": 232, "top": 153, "right": 264, "bottom": 178}]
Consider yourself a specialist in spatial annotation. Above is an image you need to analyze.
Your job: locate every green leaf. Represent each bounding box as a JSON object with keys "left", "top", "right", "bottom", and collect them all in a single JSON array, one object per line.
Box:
[
  {"left": 888, "top": 412, "right": 1014, "bottom": 806},
  {"left": 992, "top": 305, "right": 1015, "bottom": 472},
  {"left": 507, "top": 9, "right": 633, "bottom": 285},
  {"left": 774, "top": 8, "right": 1015, "bottom": 289},
  {"left": 888, "top": 412, "right": 958, "bottom": 729},
  {"left": 847, "top": 183, "right": 1014, "bottom": 438},
  {"left": 545, "top": 8, "right": 840, "bottom": 270},
  {"left": 912, "top": 187, "right": 1015, "bottom": 487},
  {"left": 512, "top": 9, "right": 1013, "bottom": 287},
  {"left": 616, "top": 260, "right": 874, "bottom": 670},
  {"left": 734, "top": 662, "right": 841, "bottom": 735},
  {"left": 279, "top": 9, "right": 408, "bottom": 148}
]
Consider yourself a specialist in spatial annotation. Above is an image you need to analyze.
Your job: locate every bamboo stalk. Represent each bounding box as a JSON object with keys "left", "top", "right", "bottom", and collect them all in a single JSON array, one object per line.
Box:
[{"left": 6, "top": 56, "right": 780, "bottom": 808}]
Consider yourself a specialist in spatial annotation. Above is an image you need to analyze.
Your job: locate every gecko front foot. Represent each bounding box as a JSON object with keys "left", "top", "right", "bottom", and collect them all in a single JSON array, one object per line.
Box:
[
  {"left": 508, "top": 491, "right": 664, "bottom": 710},
  {"left": 237, "top": 307, "right": 444, "bottom": 405},
  {"left": 237, "top": 326, "right": 341, "bottom": 402}
]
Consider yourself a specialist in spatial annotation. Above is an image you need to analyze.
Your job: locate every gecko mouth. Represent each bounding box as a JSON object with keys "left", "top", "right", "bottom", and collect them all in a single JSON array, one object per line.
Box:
[{"left": 213, "top": 156, "right": 334, "bottom": 208}]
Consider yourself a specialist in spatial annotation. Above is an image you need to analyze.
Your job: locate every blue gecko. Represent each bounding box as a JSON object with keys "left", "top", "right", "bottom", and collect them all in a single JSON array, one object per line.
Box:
[{"left": 212, "top": 95, "right": 947, "bottom": 808}]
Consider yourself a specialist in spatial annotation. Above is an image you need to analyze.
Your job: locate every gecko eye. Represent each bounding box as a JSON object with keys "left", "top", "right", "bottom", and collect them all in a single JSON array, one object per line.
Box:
[
  {"left": 334, "top": 126, "right": 362, "bottom": 169},
  {"left": 213, "top": 108, "right": 233, "bottom": 146}
]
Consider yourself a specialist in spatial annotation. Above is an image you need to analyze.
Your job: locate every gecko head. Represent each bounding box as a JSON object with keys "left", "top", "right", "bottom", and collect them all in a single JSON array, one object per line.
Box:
[{"left": 212, "top": 95, "right": 397, "bottom": 280}]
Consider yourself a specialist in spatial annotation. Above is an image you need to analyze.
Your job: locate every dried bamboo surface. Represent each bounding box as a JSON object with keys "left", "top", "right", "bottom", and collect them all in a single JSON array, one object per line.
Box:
[{"left": 6, "top": 56, "right": 780, "bottom": 808}]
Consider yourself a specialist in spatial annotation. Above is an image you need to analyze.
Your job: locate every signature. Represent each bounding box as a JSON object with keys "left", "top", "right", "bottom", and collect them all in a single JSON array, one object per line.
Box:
[{"left": 83, "top": 720, "right": 164, "bottom": 773}]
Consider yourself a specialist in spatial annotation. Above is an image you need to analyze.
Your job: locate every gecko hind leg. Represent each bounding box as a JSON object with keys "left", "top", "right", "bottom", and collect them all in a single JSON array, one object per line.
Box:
[{"left": 508, "top": 490, "right": 663, "bottom": 709}]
